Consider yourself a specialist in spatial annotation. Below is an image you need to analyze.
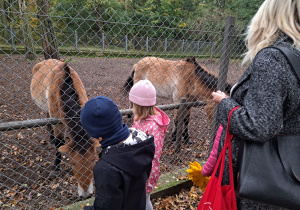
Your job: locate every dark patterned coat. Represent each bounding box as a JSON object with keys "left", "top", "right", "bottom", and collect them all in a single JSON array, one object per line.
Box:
[
  {"left": 216, "top": 36, "right": 300, "bottom": 210},
  {"left": 84, "top": 129, "right": 155, "bottom": 210}
]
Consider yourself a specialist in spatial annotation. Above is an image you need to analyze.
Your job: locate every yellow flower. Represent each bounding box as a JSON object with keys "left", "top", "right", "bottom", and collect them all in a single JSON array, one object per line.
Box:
[{"left": 186, "top": 161, "right": 210, "bottom": 192}]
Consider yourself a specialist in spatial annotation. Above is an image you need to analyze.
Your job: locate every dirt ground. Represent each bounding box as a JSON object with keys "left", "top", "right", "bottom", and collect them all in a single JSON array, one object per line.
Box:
[{"left": 0, "top": 54, "right": 246, "bottom": 209}]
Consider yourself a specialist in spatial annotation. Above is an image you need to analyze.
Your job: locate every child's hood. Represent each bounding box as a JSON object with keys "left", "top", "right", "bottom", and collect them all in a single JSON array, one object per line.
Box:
[
  {"left": 100, "top": 129, "right": 155, "bottom": 177},
  {"left": 148, "top": 107, "right": 170, "bottom": 127}
]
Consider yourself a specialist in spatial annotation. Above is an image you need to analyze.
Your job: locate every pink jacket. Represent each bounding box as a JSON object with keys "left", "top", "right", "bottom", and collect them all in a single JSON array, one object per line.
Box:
[
  {"left": 201, "top": 124, "right": 223, "bottom": 177},
  {"left": 132, "top": 107, "right": 170, "bottom": 193}
]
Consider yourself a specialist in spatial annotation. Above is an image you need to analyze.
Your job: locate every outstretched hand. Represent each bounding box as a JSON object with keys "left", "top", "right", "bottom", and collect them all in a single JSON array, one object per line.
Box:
[{"left": 212, "top": 90, "right": 228, "bottom": 104}]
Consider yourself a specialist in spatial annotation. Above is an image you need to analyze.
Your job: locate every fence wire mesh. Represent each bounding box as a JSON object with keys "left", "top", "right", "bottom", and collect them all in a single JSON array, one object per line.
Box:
[{"left": 1, "top": 1, "right": 248, "bottom": 209}]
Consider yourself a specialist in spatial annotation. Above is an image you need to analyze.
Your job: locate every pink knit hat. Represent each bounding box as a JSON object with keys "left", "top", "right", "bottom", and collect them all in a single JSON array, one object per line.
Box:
[{"left": 129, "top": 80, "right": 156, "bottom": 106}]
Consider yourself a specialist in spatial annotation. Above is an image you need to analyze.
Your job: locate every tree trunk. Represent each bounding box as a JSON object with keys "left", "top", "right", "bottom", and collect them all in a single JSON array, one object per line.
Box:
[
  {"left": 36, "top": 0, "right": 60, "bottom": 59},
  {"left": 18, "top": 0, "right": 36, "bottom": 60},
  {"left": 8, "top": 0, "right": 18, "bottom": 26},
  {"left": 94, "top": 2, "right": 103, "bottom": 35},
  {"left": 93, "top": 1, "right": 109, "bottom": 47},
  {"left": 0, "top": 0, "right": 9, "bottom": 39}
]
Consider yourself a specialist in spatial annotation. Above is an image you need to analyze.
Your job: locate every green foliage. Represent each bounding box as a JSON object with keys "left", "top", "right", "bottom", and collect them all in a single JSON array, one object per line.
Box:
[
  {"left": 226, "top": 0, "right": 264, "bottom": 25},
  {"left": 1, "top": 0, "right": 262, "bottom": 49}
]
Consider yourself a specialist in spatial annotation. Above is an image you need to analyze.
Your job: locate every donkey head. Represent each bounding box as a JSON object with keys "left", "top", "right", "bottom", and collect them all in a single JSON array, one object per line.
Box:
[{"left": 58, "top": 139, "right": 100, "bottom": 198}]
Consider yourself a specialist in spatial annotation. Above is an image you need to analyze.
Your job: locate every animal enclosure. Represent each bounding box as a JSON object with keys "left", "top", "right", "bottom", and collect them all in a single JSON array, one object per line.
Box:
[{"left": 0, "top": 4, "right": 248, "bottom": 210}]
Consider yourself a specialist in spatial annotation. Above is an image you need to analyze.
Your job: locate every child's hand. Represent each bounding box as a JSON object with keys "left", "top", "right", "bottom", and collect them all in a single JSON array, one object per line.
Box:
[{"left": 212, "top": 90, "right": 228, "bottom": 104}]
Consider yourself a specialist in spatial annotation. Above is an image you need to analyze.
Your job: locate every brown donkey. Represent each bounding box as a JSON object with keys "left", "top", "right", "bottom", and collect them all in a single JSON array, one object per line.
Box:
[
  {"left": 30, "top": 59, "right": 100, "bottom": 198},
  {"left": 124, "top": 57, "right": 232, "bottom": 143}
]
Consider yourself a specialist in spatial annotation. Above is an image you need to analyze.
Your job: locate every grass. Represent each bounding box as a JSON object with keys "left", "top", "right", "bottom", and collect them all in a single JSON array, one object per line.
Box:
[{"left": 0, "top": 44, "right": 220, "bottom": 59}]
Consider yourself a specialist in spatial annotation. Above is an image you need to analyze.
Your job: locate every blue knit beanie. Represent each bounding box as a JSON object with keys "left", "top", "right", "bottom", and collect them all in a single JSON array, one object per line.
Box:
[{"left": 80, "top": 95, "right": 130, "bottom": 148}]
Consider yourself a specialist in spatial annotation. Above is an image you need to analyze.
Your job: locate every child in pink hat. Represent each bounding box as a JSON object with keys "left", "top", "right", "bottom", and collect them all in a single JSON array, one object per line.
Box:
[{"left": 129, "top": 80, "right": 170, "bottom": 210}]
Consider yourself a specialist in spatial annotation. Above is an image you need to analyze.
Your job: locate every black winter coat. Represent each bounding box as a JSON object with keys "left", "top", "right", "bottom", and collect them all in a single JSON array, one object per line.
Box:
[{"left": 85, "top": 130, "right": 155, "bottom": 210}]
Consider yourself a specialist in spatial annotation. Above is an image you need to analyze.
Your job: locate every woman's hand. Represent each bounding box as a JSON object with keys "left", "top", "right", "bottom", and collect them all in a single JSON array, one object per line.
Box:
[{"left": 212, "top": 90, "right": 228, "bottom": 104}]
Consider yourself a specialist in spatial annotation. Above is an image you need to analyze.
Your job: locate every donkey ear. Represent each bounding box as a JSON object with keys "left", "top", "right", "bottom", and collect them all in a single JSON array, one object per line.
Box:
[{"left": 58, "top": 144, "right": 71, "bottom": 153}]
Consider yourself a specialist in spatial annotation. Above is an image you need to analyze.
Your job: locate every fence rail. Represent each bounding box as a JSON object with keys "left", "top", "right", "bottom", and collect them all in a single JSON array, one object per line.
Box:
[{"left": 0, "top": 101, "right": 206, "bottom": 131}]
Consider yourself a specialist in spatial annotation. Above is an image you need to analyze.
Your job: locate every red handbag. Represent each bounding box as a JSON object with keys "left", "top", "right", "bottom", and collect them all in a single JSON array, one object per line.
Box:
[{"left": 197, "top": 107, "right": 239, "bottom": 210}]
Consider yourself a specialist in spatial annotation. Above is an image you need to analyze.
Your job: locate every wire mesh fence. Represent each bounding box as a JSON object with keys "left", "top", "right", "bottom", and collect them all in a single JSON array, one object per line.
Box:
[{"left": 1, "top": 1, "right": 248, "bottom": 209}]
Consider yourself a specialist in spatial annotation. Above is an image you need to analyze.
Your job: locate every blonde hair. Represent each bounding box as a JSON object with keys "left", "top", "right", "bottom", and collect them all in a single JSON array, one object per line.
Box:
[
  {"left": 132, "top": 103, "right": 158, "bottom": 121},
  {"left": 243, "top": 0, "right": 300, "bottom": 64}
]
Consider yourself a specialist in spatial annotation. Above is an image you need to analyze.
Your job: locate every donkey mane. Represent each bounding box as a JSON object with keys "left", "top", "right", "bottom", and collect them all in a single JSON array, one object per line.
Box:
[
  {"left": 187, "top": 58, "right": 232, "bottom": 94},
  {"left": 124, "top": 67, "right": 135, "bottom": 93},
  {"left": 60, "top": 64, "right": 92, "bottom": 155}
]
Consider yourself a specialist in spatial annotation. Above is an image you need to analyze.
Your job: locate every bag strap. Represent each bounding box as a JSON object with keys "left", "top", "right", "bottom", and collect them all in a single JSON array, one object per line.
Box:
[
  {"left": 225, "top": 106, "right": 240, "bottom": 185},
  {"left": 215, "top": 106, "right": 240, "bottom": 185},
  {"left": 271, "top": 45, "right": 300, "bottom": 82}
]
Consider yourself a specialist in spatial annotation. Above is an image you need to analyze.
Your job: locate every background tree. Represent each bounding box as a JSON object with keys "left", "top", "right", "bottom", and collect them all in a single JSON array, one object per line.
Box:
[
  {"left": 226, "top": 0, "right": 264, "bottom": 25},
  {"left": 0, "top": 0, "right": 9, "bottom": 40},
  {"left": 0, "top": 0, "right": 265, "bottom": 54},
  {"left": 18, "top": 0, "right": 36, "bottom": 60},
  {"left": 37, "top": 0, "right": 60, "bottom": 59}
]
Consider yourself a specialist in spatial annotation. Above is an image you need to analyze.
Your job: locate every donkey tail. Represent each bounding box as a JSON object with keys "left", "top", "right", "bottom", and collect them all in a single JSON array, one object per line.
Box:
[
  {"left": 123, "top": 64, "right": 136, "bottom": 93},
  {"left": 61, "top": 63, "right": 90, "bottom": 154}
]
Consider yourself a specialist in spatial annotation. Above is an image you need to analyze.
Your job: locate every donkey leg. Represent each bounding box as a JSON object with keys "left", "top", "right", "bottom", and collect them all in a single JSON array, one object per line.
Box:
[
  {"left": 183, "top": 117, "right": 190, "bottom": 144},
  {"left": 127, "top": 101, "right": 133, "bottom": 119},
  {"left": 171, "top": 119, "right": 190, "bottom": 143},
  {"left": 48, "top": 124, "right": 56, "bottom": 145},
  {"left": 172, "top": 120, "right": 178, "bottom": 142},
  {"left": 52, "top": 137, "right": 65, "bottom": 171},
  {"left": 52, "top": 150, "right": 62, "bottom": 171},
  {"left": 182, "top": 108, "right": 192, "bottom": 144},
  {"left": 172, "top": 107, "right": 191, "bottom": 144},
  {"left": 171, "top": 109, "right": 179, "bottom": 142},
  {"left": 46, "top": 113, "right": 56, "bottom": 145}
]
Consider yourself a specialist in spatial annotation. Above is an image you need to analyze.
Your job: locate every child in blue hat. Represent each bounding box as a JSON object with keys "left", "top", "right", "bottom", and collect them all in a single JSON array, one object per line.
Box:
[{"left": 81, "top": 95, "right": 155, "bottom": 210}]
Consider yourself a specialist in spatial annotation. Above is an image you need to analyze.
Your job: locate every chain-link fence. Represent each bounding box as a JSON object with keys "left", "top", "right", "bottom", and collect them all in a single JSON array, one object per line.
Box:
[{"left": 1, "top": 1, "right": 248, "bottom": 209}]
